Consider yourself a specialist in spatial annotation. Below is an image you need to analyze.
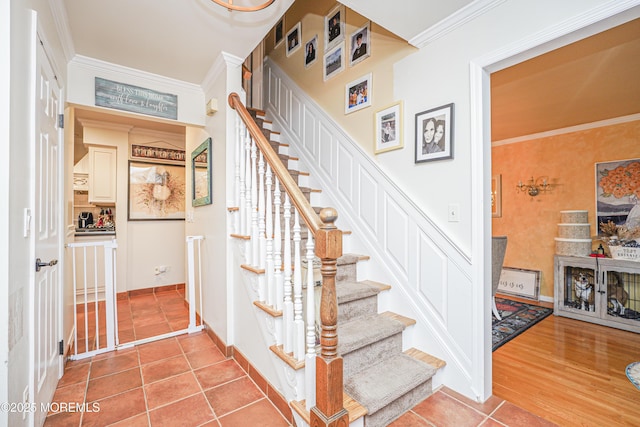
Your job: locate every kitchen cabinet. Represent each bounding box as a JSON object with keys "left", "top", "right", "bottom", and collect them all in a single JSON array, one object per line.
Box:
[
  {"left": 88, "top": 146, "right": 117, "bottom": 204},
  {"left": 554, "top": 255, "right": 640, "bottom": 333}
]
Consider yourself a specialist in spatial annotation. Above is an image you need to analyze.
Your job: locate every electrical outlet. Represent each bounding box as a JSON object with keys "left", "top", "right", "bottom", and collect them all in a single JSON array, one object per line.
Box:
[{"left": 154, "top": 267, "right": 160, "bottom": 275}]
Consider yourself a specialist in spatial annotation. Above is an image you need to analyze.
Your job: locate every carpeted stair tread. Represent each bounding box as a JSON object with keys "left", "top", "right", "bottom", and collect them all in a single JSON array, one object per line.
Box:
[
  {"left": 344, "top": 353, "right": 436, "bottom": 415},
  {"left": 338, "top": 314, "right": 405, "bottom": 355},
  {"left": 337, "top": 280, "right": 382, "bottom": 303}
]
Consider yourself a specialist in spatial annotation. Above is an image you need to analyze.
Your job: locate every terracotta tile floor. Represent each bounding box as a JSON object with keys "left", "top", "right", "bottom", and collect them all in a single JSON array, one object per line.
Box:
[{"left": 53, "top": 289, "right": 554, "bottom": 426}]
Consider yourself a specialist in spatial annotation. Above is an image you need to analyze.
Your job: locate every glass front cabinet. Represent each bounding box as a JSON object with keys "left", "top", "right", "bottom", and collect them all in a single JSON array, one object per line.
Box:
[{"left": 554, "top": 255, "right": 640, "bottom": 333}]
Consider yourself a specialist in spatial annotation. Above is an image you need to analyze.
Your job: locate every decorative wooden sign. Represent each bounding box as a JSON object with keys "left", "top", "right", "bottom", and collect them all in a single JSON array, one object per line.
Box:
[
  {"left": 498, "top": 267, "right": 540, "bottom": 300},
  {"left": 95, "top": 77, "right": 178, "bottom": 120}
]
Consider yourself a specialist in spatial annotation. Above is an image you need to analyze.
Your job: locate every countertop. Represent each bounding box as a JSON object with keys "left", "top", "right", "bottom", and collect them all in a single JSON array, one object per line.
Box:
[{"left": 74, "top": 228, "right": 116, "bottom": 237}]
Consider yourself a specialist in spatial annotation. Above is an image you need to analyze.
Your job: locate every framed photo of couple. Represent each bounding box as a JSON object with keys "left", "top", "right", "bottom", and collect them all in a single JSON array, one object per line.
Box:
[
  {"left": 374, "top": 102, "right": 403, "bottom": 154},
  {"left": 415, "top": 103, "right": 454, "bottom": 163}
]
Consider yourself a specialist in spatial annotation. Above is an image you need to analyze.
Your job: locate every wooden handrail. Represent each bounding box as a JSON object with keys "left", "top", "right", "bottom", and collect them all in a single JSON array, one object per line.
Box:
[
  {"left": 229, "top": 93, "right": 349, "bottom": 427},
  {"left": 229, "top": 93, "right": 323, "bottom": 234}
]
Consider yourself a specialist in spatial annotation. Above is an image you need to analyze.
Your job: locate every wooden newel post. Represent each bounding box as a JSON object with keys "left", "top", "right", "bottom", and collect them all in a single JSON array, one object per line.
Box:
[{"left": 311, "top": 208, "right": 349, "bottom": 427}]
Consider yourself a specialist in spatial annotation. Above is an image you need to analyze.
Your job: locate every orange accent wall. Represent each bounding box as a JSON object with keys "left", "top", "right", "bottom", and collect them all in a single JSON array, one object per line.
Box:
[{"left": 492, "top": 119, "right": 640, "bottom": 299}]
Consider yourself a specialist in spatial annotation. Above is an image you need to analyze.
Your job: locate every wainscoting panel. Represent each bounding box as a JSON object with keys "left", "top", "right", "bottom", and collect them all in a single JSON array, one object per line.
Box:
[
  {"left": 278, "top": 80, "right": 290, "bottom": 126},
  {"left": 337, "top": 143, "right": 354, "bottom": 203},
  {"left": 318, "top": 123, "right": 334, "bottom": 180},
  {"left": 291, "top": 93, "right": 303, "bottom": 139},
  {"left": 303, "top": 108, "right": 317, "bottom": 158},
  {"left": 384, "top": 194, "right": 410, "bottom": 279},
  {"left": 267, "top": 68, "right": 278, "bottom": 111},
  {"left": 417, "top": 230, "right": 447, "bottom": 322},
  {"left": 358, "top": 166, "right": 378, "bottom": 237},
  {"left": 264, "top": 59, "right": 477, "bottom": 394}
]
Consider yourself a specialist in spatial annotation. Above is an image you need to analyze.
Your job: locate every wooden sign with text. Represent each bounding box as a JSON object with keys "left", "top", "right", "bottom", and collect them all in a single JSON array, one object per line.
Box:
[{"left": 95, "top": 77, "right": 178, "bottom": 120}]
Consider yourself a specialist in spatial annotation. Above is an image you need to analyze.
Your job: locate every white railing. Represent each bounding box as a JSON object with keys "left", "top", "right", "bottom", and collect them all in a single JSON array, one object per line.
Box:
[
  {"left": 67, "top": 239, "right": 118, "bottom": 359},
  {"left": 68, "top": 236, "right": 205, "bottom": 360},
  {"left": 232, "top": 110, "right": 318, "bottom": 409},
  {"left": 186, "top": 235, "right": 206, "bottom": 334}
]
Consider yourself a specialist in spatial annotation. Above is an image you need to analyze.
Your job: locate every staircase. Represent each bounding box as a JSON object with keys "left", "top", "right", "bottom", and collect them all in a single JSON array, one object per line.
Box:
[{"left": 240, "top": 105, "right": 446, "bottom": 426}]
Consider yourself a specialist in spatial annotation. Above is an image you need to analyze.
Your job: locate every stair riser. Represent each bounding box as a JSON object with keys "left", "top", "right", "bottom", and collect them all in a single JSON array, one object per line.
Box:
[
  {"left": 364, "top": 379, "right": 433, "bottom": 427},
  {"left": 342, "top": 334, "right": 403, "bottom": 380},
  {"left": 336, "top": 262, "right": 357, "bottom": 283},
  {"left": 338, "top": 295, "right": 378, "bottom": 324}
]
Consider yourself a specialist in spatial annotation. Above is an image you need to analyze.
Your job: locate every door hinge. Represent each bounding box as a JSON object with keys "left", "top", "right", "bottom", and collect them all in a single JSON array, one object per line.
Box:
[
  {"left": 58, "top": 340, "right": 64, "bottom": 356},
  {"left": 58, "top": 114, "right": 64, "bottom": 129}
]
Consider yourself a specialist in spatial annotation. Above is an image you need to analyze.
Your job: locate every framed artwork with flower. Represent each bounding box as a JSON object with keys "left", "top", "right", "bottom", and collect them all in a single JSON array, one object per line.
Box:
[
  {"left": 128, "top": 161, "right": 185, "bottom": 220},
  {"left": 595, "top": 158, "right": 640, "bottom": 228}
]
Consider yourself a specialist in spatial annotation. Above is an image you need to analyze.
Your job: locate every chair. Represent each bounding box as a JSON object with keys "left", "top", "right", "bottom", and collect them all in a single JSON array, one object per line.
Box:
[{"left": 492, "top": 236, "right": 508, "bottom": 320}]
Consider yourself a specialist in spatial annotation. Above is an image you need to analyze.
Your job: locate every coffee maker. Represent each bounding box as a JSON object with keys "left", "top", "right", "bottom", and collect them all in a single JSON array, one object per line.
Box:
[{"left": 78, "top": 212, "right": 93, "bottom": 229}]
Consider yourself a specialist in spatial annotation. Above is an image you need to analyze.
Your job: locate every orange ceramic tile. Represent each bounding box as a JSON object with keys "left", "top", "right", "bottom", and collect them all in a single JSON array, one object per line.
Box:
[
  {"left": 411, "top": 391, "right": 487, "bottom": 427},
  {"left": 148, "top": 393, "right": 215, "bottom": 427},
  {"left": 144, "top": 371, "right": 201, "bottom": 410},
  {"left": 218, "top": 399, "right": 290, "bottom": 427},
  {"left": 184, "top": 347, "right": 226, "bottom": 370},
  {"left": 82, "top": 388, "right": 146, "bottom": 427},
  {"left": 204, "top": 376, "right": 265, "bottom": 417},
  {"left": 86, "top": 368, "right": 142, "bottom": 402},
  {"left": 194, "top": 360, "right": 246, "bottom": 391},
  {"left": 43, "top": 410, "right": 82, "bottom": 427},
  {"left": 106, "top": 412, "right": 150, "bottom": 426},
  {"left": 177, "top": 331, "right": 217, "bottom": 354},
  {"left": 491, "top": 401, "right": 558, "bottom": 427},
  {"left": 389, "top": 410, "right": 432, "bottom": 426},
  {"left": 90, "top": 351, "right": 139, "bottom": 378},
  {"left": 442, "top": 386, "right": 504, "bottom": 415},
  {"left": 48, "top": 382, "right": 86, "bottom": 414},
  {"left": 137, "top": 337, "right": 182, "bottom": 365},
  {"left": 168, "top": 319, "right": 190, "bottom": 331},
  {"left": 141, "top": 354, "right": 191, "bottom": 384},
  {"left": 57, "top": 363, "right": 90, "bottom": 388},
  {"left": 134, "top": 322, "right": 172, "bottom": 340}
]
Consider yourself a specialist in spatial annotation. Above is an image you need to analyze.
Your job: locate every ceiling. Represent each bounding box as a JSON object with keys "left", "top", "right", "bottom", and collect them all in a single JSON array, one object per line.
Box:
[{"left": 59, "top": 1, "right": 640, "bottom": 146}]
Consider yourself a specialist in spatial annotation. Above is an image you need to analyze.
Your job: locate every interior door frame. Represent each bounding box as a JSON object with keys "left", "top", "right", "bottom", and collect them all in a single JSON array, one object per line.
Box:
[
  {"left": 470, "top": 2, "right": 640, "bottom": 400},
  {"left": 29, "top": 17, "right": 66, "bottom": 425}
]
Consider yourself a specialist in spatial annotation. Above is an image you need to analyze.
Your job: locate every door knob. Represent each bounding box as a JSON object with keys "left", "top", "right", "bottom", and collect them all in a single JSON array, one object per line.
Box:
[{"left": 35, "top": 258, "right": 58, "bottom": 272}]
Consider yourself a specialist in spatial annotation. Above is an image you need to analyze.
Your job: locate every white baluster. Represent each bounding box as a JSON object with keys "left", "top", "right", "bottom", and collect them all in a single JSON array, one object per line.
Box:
[
  {"left": 305, "top": 230, "right": 317, "bottom": 409},
  {"left": 237, "top": 119, "right": 246, "bottom": 236},
  {"left": 283, "top": 193, "right": 293, "bottom": 354},
  {"left": 265, "top": 164, "right": 274, "bottom": 308},
  {"left": 243, "top": 127, "right": 251, "bottom": 238},
  {"left": 250, "top": 138, "right": 259, "bottom": 268},
  {"left": 293, "top": 208, "right": 304, "bottom": 360},
  {"left": 273, "top": 177, "right": 283, "bottom": 312},
  {"left": 257, "top": 151, "right": 266, "bottom": 301}
]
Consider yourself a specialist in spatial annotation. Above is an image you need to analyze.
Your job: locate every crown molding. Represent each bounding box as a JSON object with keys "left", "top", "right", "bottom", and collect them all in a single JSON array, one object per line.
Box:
[
  {"left": 69, "top": 54, "right": 203, "bottom": 95},
  {"left": 48, "top": 0, "right": 75, "bottom": 64},
  {"left": 409, "top": 0, "right": 506, "bottom": 48},
  {"left": 201, "top": 51, "right": 244, "bottom": 94},
  {"left": 77, "top": 118, "right": 134, "bottom": 133},
  {"left": 492, "top": 113, "right": 640, "bottom": 147}
]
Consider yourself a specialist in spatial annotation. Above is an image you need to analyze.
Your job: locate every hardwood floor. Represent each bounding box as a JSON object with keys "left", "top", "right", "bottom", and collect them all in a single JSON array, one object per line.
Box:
[{"left": 493, "top": 310, "right": 640, "bottom": 427}]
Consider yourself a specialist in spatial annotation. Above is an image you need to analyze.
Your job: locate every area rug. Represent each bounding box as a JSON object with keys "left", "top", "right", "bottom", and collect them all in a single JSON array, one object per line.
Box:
[
  {"left": 626, "top": 362, "right": 640, "bottom": 390},
  {"left": 492, "top": 297, "right": 552, "bottom": 351}
]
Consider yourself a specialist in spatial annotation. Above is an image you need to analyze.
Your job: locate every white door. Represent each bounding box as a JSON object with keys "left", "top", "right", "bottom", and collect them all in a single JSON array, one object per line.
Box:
[{"left": 32, "top": 37, "right": 63, "bottom": 427}]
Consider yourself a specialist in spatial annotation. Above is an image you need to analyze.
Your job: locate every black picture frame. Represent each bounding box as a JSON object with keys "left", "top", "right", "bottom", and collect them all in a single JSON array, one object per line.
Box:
[{"left": 415, "top": 103, "right": 454, "bottom": 163}]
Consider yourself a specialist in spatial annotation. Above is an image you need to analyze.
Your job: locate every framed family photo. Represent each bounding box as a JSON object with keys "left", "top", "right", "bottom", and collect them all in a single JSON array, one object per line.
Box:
[
  {"left": 345, "top": 73, "right": 372, "bottom": 114},
  {"left": 304, "top": 35, "right": 318, "bottom": 68},
  {"left": 286, "top": 22, "right": 301, "bottom": 57},
  {"left": 323, "top": 42, "right": 344, "bottom": 81},
  {"left": 274, "top": 17, "right": 284, "bottom": 48},
  {"left": 374, "top": 101, "right": 403, "bottom": 154},
  {"left": 349, "top": 22, "right": 370, "bottom": 67},
  {"left": 324, "top": 4, "right": 345, "bottom": 52},
  {"left": 415, "top": 103, "right": 454, "bottom": 163}
]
